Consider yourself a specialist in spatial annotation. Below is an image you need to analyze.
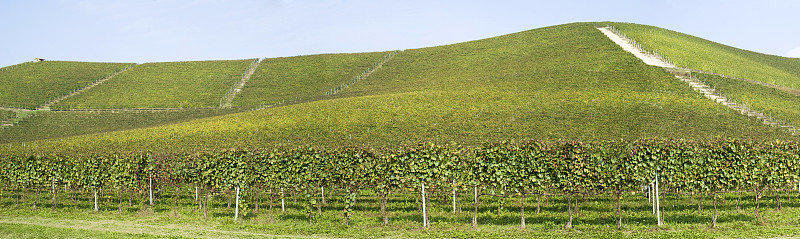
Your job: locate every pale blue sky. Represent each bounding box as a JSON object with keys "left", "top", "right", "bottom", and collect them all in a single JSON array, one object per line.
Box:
[{"left": 1, "top": 0, "right": 799, "bottom": 67}]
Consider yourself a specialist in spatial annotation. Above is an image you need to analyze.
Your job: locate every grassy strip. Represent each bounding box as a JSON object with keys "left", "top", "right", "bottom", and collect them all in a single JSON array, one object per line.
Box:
[
  {"left": 2, "top": 187, "right": 800, "bottom": 238},
  {"left": 0, "top": 222, "right": 174, "bottom": 239}
]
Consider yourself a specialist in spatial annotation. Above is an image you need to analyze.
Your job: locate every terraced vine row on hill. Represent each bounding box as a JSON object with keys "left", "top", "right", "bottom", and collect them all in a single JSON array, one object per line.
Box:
[
  {"left": 39, "top": 65, "right": 135, "bottom": 109},
  {"left": 0, "top": 108, "right": 245, "bottom": 144},
  {"left": 324, "top": 50, "right": 400, "bottom": 96},
  {"left": 220, "top": 59, "right": 261, "bottom": 108},
  {"left": 691, "top": 72, "right": 800, "bottom": 134},
  {"left": 234, "top": 52, "right": 393, "bottom": 108},
  {"left": 600, "top": 24, "right": 799, "bottom": 136},
  {"left": 0, "top": 61, "right": 134, "bottom": 109},
  {"left": 54, "top": 60, "right": 255, "bottom": 109},
  {"left": 606, "top": 22, "right": 800, "bottom": 90},
  {"left": 2, "top": 139, "right": 798, "bottom": 228}
]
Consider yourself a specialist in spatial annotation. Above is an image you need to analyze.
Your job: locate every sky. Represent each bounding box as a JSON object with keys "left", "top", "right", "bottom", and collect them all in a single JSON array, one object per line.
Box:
[{"left": 1, "top": 0, "right": 799, "bottom": 67}]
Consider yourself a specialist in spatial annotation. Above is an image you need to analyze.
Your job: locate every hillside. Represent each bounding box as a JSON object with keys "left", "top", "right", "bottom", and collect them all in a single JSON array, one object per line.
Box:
[
  {"left": 0, "top": 51, "right": 393, "bottom": 143},
  {"left": 54, "top": 59, "right": 255, "bottom": 109},
  {"left": 233, "top": 52, "right": 392, "bottom": 107},
  {"left": 0, "top": 61, "right": 132, "bottom": 109},
  {"left": 5, "top": 22, "right": 790, "bottom": 154},
  {"left": 694, "top": 72, "right": 800, "bottom": 129},
  {"left": 0, "top": 108, "right": 243, "bottom": 144},
  {"left": 607, "top": 22, "right": 800, "bottom": 90}
]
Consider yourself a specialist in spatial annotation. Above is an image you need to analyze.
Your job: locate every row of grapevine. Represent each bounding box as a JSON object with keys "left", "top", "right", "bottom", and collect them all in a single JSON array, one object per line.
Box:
[
  {"left": 2, "top": 139, "right": 798, "bottom": 228},
  {"left": 0, "top": 61, "right": 34, "bottom": 73}
]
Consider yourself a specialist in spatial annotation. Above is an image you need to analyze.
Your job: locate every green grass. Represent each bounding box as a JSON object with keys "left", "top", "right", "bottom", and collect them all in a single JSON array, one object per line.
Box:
[
  {"left": 0, "top": 223, "right": 173, "bottom": 239},
  {"left": 5, "top": 23, "right": 790, "bottom": 154},
  {"left": 233, "top": 52, "right": 391, "bottom": 107},
  {"left": 607, "top": 22, "right": 800, "bottom": 90},
  {"left": 1, "top": 186, "right": 800, "bottom": 238},
  {"left": 0, "top": 61, "right": 133, "bottom": 109},
  {"left": 694, "top": 72, "right": 800, "bottom": 128},
  {"left": 0, "top": 108, "right": 244, "bottom": 144},
  {"left": 55, "top": 60, "right": 254, "bottom": 109}
]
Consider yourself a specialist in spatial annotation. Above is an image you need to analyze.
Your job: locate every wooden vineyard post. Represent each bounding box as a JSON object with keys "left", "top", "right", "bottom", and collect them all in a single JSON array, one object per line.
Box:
[
  {"left": 195, "top": 186, "right": 198, "bottom": 201},
  {"left": 281, "top": 187, "right": 285, "bottom": 212}
]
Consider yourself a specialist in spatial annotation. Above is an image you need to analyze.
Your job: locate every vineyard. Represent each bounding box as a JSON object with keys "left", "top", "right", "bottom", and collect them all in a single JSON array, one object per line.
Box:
[
  {"left": 606, "top": 22, "right": 800, "bottom": 90},
  {"left": 0, "top": 110, "right": 15, "bottom": 125},
  {"left": 1, "top": 139, "right": 799, "bottom": 237},
  {"left": 2, "top": 23, "right": 789, "bottom": 155},
  {"left": 54, "top": 60, "right": 255, "bottom": 109},
  {"left": 1, "top": 22, "right": 800, "bottom": 237},
  {"left": 233, "top": 52, "right": 392, "bottom": 107},
  {"left": 0, "top": 61, "right": 133, "bottom": 109},
  {"left": 0, "top": 108, "right": 244, "bottom": 144},
  {"left": 694, "top": 72, "right": 800, "bottom": 131}
]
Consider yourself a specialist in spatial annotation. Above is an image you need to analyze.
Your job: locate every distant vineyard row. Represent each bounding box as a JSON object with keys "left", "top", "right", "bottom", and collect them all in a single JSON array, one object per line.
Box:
[
  {"left": 3, "top": 139, "right": 798, "bottom": 228},
  {"left": 0, "top": 108, "right": 245, "bottom": 144},
  {"left": 0, "top": 61, "right": 133, "bottom": 109},
  {"left": 55, "top": 59, "right": 255, "bottom": 109},
  {"left": 607, "top": 22, "right": 800, "bottom": 90}
]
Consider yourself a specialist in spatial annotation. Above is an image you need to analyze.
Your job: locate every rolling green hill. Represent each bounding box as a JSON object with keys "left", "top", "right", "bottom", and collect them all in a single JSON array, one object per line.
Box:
[
  {"left": 608, "top": 22, "right": 800, "bottom": 89},
  {"left": 5, "top": 22, "right": 790, "bottom": 154},
  {"left": 0, "top": 61, "right": 132, "bottom": 109},
  {"left": 54, "top": 60, "right": 254, "bottom": 109},
  {"left": 233, "top": 52, "right": 392, "bottom": 107}
]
